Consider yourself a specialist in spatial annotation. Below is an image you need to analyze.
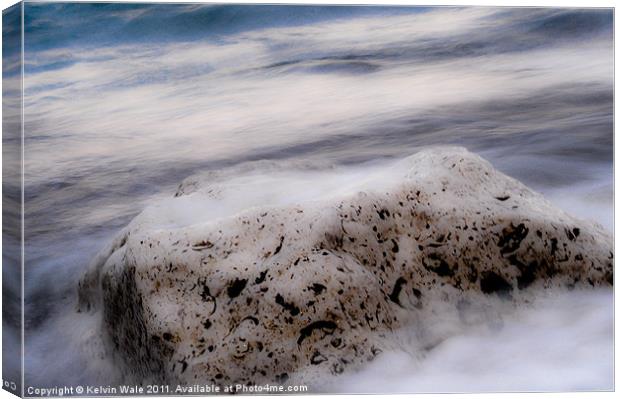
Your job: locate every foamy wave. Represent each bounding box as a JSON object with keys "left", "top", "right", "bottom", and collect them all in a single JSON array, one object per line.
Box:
[{"left": 330, "top": 289, "right": 613, "bottom": 393}]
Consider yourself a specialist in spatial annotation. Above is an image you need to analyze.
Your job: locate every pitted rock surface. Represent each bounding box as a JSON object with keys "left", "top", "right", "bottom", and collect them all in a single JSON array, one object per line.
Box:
[{"left": 78, "top": 147, "right": 613, "bottom": 388}]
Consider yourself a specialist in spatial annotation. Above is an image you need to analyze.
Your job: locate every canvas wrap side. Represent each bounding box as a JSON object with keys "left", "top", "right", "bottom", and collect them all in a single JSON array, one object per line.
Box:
[{"left": 2, "top": 2, "right": 23, "bottom": 397}]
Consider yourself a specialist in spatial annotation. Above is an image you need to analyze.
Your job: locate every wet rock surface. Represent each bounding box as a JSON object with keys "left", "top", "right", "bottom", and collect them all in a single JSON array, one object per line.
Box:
[{"left": 78, "top": 147, "right": 613, "bottom": 389}]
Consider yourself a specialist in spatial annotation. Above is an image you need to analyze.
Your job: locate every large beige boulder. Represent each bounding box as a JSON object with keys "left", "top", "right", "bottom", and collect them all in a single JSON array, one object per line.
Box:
[{"left": 77, "top": 147, "right": 613, "bottom": 389}]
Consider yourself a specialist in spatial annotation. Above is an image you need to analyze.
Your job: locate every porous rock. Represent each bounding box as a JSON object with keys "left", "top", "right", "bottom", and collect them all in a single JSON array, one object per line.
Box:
[{"left": 78, "top": 147, "right": 613, "bottom": 388}]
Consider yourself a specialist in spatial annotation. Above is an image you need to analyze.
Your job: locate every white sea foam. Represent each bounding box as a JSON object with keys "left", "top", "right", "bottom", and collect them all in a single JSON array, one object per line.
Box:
[
  {"left": 132, "top": 159, "right": 404, "bottom": 230},
  {"left": 332, "top": 289, "right": 613, "bottom": 393},
  {"left": 545, "top": 182, "right": 613, "bottom": 233}
]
